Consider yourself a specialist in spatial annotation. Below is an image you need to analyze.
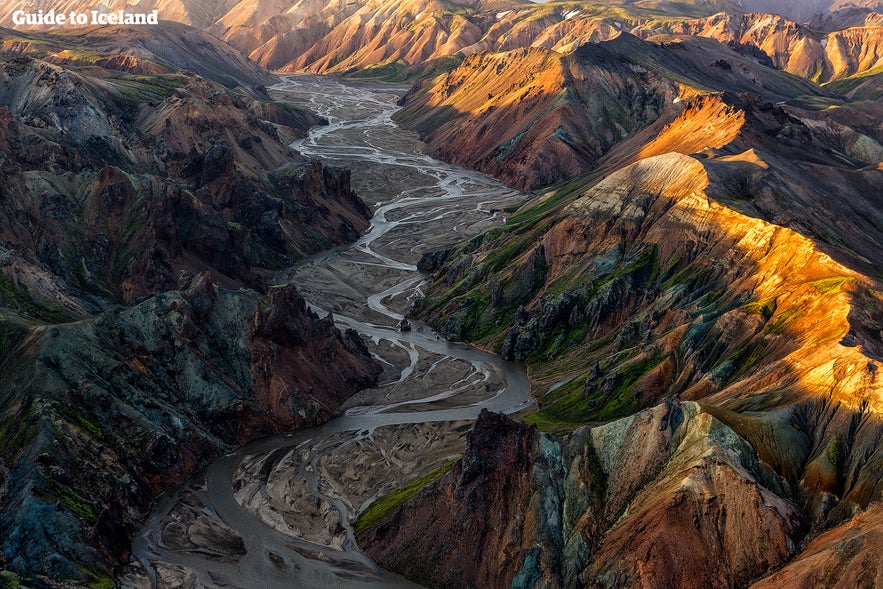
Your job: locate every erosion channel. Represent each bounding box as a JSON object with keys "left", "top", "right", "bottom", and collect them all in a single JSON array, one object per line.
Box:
[{"left": 123, "top": 75, "right": 533, "bottom": 588}]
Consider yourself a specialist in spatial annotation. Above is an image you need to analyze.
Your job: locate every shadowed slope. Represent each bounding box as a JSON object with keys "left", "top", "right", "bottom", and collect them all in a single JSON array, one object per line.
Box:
[{"left": 394, "top": 32, "right": 826, "bottom": 190}]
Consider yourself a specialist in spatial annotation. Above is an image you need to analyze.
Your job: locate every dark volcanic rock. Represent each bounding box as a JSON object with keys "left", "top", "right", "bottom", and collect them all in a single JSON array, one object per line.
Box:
[
  {"left": 360, "top": 403, "right": 816, "bottom": 589},
  {"left": 0, "top": 279, "right": 381, "bottom": 584},
  {"left": 0, "top": 54, "right": 372, "bottom": 311},
  {"left": 0, "top": 33, "right": 380, "bottom": 587},
  {"left": 360, "top": 409, "right": 542, "bottom": 589},
  {"left": 248, "top": 285, "right": 381, "bottom": 434}
]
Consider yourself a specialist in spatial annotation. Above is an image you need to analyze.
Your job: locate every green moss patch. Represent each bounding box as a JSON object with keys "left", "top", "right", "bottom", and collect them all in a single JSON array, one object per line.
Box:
[
  {"left": 47, "top": 481, "right": 98, "bottom": 524},
  {"left": 742, "top": 297, "right": 777, "bottom": 319},
  {"left": 0, "top": 276, "right": 70, "bottom": 324},
  {"left": 0, "top": 570, "right": 35, "bottom": 589},
  {"left": 526, "top": 351, "right": 668, "bottom": 432},
  {"left": 811, "top": 276, "right": 854, "bottom": 295},
  {"left": 355, "top": 460, "right": 456, "bottom": 536}
]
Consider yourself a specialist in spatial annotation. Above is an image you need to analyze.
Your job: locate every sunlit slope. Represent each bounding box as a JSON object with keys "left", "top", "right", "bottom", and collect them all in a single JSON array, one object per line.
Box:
[
  {"left": 3, "top": 0, "right": 881, "bottom": 86},
  {"left": 363, "top": 58, "right": 883, "bottom": 588},
  {"left": 394, "top": 32, "right": 827, "bottom": 189}
]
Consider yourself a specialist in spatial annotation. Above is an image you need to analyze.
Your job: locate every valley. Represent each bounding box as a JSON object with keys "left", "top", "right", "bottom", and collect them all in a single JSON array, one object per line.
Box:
[
  {"left": 0, "top": 1, "right": 880, "bottom": 588},
  {"left": 118, "top": 76, "right": 531, "bottom": 588}
]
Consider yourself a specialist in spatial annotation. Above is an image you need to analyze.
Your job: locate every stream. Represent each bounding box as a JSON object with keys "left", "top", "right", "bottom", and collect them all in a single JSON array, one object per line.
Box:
[{"left": 126, "top": 75, "right": 531, "bottom": 589}]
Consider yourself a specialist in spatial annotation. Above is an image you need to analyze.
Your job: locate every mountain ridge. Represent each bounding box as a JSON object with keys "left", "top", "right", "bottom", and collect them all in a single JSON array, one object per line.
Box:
[{"left": 1, "top": 0, "right": 881, "bottom": 85}]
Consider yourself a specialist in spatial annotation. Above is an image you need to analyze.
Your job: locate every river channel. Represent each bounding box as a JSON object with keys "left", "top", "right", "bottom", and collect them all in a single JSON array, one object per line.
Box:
[{"left": 124, "top": 75, "right": 532, "bottom": 589}]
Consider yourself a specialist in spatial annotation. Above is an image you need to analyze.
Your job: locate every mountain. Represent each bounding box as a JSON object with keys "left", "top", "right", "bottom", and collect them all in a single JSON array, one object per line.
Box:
[
  {"left": 0, "top": 280, "right": 380, "bottom": 585},
  {"left": 360, "top": 124, "right": 883, "bottom": 589},
  {"left": 0, "top": 25, "right": 372, "bottom": 310},
  {"left": 3, "top": 0, "right": 881, "bottom": 86},
  {"left": 0, "top": 0, "right": 238, "bottom": 29},
  {"left": 654, "top": 12, "right": 883, "bottom": 84},
  {"left": 394, "top": 32, "right": 828, "bottom": 190},
  {"left": 0, "top": 21, "right": 277, "bottom": 94},
  {"left": 739, "top": 0, "right": 883, "bottom": 23},
  {"left": 0, "top": 2, "right": 880, "bottom": 588},
  {"left": 0, "top": 25, "right": 383, "bottom": 585},
  {"left": 361, "top": 400, "right": 882, "bottom": 588},
  {"left": 352, "top": 17, "right": 883, "bottom": 589}
]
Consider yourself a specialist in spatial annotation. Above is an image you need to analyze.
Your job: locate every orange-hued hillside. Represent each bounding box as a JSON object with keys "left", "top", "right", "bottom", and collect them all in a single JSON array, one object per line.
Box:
[
  {"left": 0, "top": 1, "right": 882, "bottom": 588},
  {"left": 366, "top": 104, "right": 883, "bottom": 589},
  {"left": 2, "top": 0, "right": 882, "bottom": 87},
  {"left": 359, "top": 16, "right": 883, "bottom": 589}
]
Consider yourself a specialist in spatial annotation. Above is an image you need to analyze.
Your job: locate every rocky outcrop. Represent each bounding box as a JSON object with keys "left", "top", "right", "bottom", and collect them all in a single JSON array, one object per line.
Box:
[
  {"left": 360, "top": 410, "right": 540, "bottom": 588},
  {"left": 360, "top": 404, "right": 823, "bottom": 588},
  {"left": 248, "top": 285, "right": 378, "bottom": 432},
  {"left": 0, "top": 278, "right": 381, "bottom": 584},
  {"left": 0, "top": 51, "right": 367, "bottom": 311}
]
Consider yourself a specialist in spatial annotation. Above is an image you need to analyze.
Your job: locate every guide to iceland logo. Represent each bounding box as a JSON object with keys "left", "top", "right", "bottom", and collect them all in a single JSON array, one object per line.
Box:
[{"left": 11, "top": 4, "right": 159, "bottom": 26}]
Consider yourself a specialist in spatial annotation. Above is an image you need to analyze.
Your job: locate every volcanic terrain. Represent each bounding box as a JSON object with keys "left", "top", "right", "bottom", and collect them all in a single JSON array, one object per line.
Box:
[{"left": 0, "top": 1, "right": 881, "bottom": 589}]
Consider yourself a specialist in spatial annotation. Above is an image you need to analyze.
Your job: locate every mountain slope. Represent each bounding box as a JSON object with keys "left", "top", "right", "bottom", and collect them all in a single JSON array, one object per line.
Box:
[
  {"left": 0, "top": 280, "right": 380, "bottom": 586},
  {"left": 361, "top": 145, "right": 883, "bottom": 589},
  {"left": 2, "top": 0, "right": 881, "bottom": 88},
  {"left": 361, "top": 402, "right": 883, "bottom": 589},
  {"left": 655, "top": 12, "right": 883, "bottom": 84},
  {"left": 0, "top": 22, "right": 276, "bottom": 94},
  {"left": 739, "top": 0, "right": 883, "bottom": 23},
  {"left": 0, "top": 33, "right": 370, "bottom": 311},
  {"left": 0, "top": 28, "right": 382, "bottom": 586},
  {"left": 395, "top": 32, "right": 827, "bottom": 190},
  {"left": 356, "top": 18, "right": 883, "bottom": 588}
]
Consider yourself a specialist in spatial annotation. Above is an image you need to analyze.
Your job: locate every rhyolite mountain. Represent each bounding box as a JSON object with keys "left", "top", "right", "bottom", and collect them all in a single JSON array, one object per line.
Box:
[
  {"left": 392, "top": 32, "right": 831, "bottom": 190},
  {"left": 1, "top": 0, "right": 881, "bottom": 84},
  {"left": 0, "top": 2, "right": 880, "bottom": 589},
  {"left": 363, "top": 126, "right": 883, "bottom": 582},
  {"left": 739, "top": 0, "right": 883, "bottom": 23},
  {"left": 354, "top": 16, "right": 883, "bottom": 589},
  {"left": 0, "top": 24, "right": 381, "bottom": 587}
]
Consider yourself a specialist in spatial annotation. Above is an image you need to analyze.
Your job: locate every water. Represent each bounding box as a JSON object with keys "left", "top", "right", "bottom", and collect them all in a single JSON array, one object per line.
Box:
[{"left": 128, "top": 75, "right": 531, "bottom": 588}]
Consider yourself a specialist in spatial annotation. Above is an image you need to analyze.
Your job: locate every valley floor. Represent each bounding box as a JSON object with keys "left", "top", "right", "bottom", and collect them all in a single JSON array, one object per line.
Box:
[{"left": 120, "top": 76, "right": 531, "bottom": 588}]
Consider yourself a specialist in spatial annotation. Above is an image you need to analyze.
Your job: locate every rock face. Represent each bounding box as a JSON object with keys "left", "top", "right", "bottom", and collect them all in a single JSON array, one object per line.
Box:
[
  {"left": 364, "top": 410, "right": 540, "bottom": 589},
  {"left": 248, "top": 286, "right": 379, "bottom": 431},
  {"left": 0, "top": 28, "right": 382, "bottom": 586},
  {"left": 0, "top": 37, "right": 369, "bottom": 311},
  {"left": 364, "top": 407, "right": 883, "bottom": 589},
  {"left": 1, "top": 1, "right": 880, "bottom": 85},
  {"left": 360, "top": 405, "right": 813, "bottom": 588},
  {"left": 0, "top": 278, "right": 381, "bottom": 585}
]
